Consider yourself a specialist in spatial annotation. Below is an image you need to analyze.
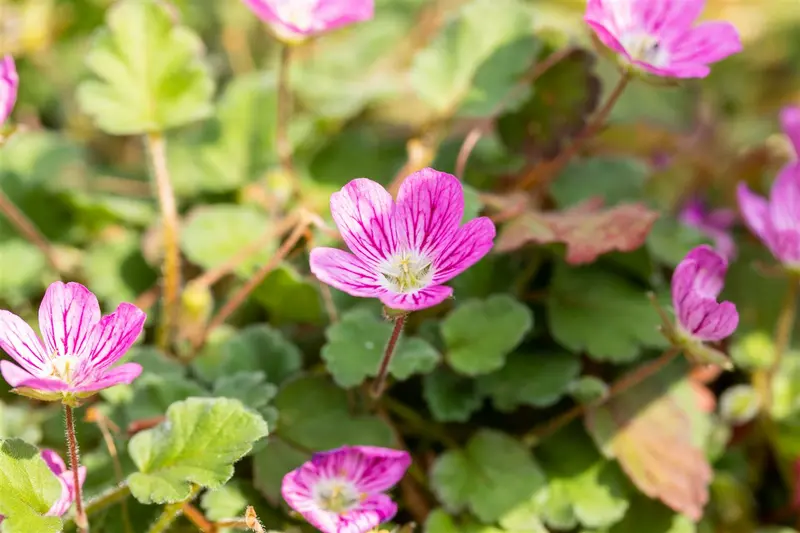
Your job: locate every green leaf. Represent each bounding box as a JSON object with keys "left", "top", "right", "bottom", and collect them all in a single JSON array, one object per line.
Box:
[
  {"left": 441, "top": 295, "right": 533, "bottom": 375},
  {"left": 252, "top": 265, "right": 323, "bottom": 325},
  {"left": 604, "top": 493, "right": 695, "bottom": 533},
  {"left": 321, "top": 307, "right": 440, "bottom": 388},
  {"left": 200, "top": 481, "right": 248, "bottom": 522},
  {"left": 253, "top": 438, "right": 307, "bottom": 504},
  {"left": 730, "top": 331, "right": 775, "bottom": 371},
  {"left": 646, "top": 217, "right": 711, "bottom": 267},
  {"left": 719, "top": 384, "right": 761, "bottom": 425},
  {"left": 430, "top": 430, "right": 546, "bottom": 522},
  {"left": 547, "top": 263, "right": 666, "bottom": 362},
  {"left": 181, "top": 205, "right": 274, "bottom": 278},
  {"left": 84, "top": 229, "right": 157, "bottom": 305},
  {"left": 127, "top": 397, "right": 268, "bottom": 504},
  {"left": 423, "top": 368, "right": 484, "bottom": 423},
  {"left": 213, "top": 372, "right": 277, "bottom": 414},
  {"left": 77, "top": 0, "right": 214, "bottom": 134},
  {"left": 193, "top": 324, "right": 303, "bottom": 386},
  {"left": 769, "top": 349, "right": 800, "bottom": 421},
  {"left": 0, "top": 439, "right": 63, "bottom": 533},
  {"left": 427, "top": 508, "right": 548, "bottom": 533},
  {"left": 536, "top": 426, "right": 629, "bottom": 530},
  {"left": 477, "top": 352, "right": 581, "bottom": 411},
  {"left": 569, "top": 376, "right": 610, "bottom": 405},
  {"left": 0, "top": 239, "right": 45, "bottom": 301},
  {"left": 410, "top": 0, "right": 538, "bottom": 116},
  {"left": 551, "top": 157, "right": 649, "bottom": 208},
  {"left": 0, "top": 401, "right": 45, "bottom": 445}
]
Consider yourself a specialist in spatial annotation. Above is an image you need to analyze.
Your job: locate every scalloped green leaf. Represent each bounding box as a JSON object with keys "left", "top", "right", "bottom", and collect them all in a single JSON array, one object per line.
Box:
[
  {"left": 76, "top": 0, "right": 214, "bottom": 134},
  {"left": 431, "top": 430, "right": 546, "bottom": 522},
  {"left": 423, "top": 367, "right": 484, "bottom": 423},
  {"left": 321, "top": 307, "right": 440, "bottom": 388},
  {"left": 127, "top": 397, "right": 268, "bottom": 504},
  {"left": 0, "top": 439, "right": 63, "bottom": 533},
  {"left": 441, "top": 295, "right": 533, "bottom": 375}
]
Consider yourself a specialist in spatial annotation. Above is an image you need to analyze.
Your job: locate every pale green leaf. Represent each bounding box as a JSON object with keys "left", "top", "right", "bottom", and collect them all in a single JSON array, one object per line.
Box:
[{"left": 252, "top": 265, "right": 323, "bottom": 325}]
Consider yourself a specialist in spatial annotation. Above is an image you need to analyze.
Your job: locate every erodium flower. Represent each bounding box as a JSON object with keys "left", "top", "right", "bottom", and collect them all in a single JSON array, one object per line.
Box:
[
  {"left": 0, "top": 281, "right": 146, "bottom": 404},
  {"left": 282, "top": 445, "right": 411, "bottom": 533},
  {"left": 584, "top": 0, "right": 742, "bottom": 78},
  {"left": 679, "top": 198, "right": 737, "bottom": 260},
  {"left": 0, "top": 449, "right": 86, "bottom": 524},
  {"left": 738, "top": 109, "right": 800, "bottom": 270},
  {"left": 241, "top": 0, "right": 374, "bottom": 43},
  {"left": 671, "top": 245, "right": 738, "bottom": 344},
  {"left": 0, "top": 55, "right": 18, "bottom": 124},
  {"left": 310, "top": 168, "right": 496, "bottom": 311}
]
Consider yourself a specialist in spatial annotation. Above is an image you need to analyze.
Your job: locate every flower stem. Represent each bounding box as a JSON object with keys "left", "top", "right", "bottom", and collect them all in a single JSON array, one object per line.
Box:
[
  {"left": 522, "top": 347, "right": 680, "bottom": 447},
  {"left": 519, "top": 71, "right": 630, "bottom": 190},
  {"left": 0, "top": 189, "right": 61, "bottom": 274},
  {"left": 147, "top": 485, "right": 201, "bottom": 533},
  {"left": 370, "top": 314, "right": 407, "bottom": 398},
  {"left": 760, "top": 274, "right": 800, "bottom": 410},
  {"left": 64, "top": 405, "right": 87, "bottom": 532},
  {"left": 145, "top": 132, "right": 181, "bottom": 352},
  {"left": 276, "top": 43, "right": 297, "bottom": 194}
]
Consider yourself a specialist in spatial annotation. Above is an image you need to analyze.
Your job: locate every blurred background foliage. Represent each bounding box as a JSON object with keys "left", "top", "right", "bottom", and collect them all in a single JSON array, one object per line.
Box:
[{"left": 4, "top": 0, "right": 800, "bottom": 532}]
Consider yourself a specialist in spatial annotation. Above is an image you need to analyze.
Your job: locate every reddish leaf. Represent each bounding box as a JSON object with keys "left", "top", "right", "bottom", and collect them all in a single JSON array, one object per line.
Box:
[
  {"left": 586, "top": 363, "right": 712, "bottom": 521},
  {"left": 495, "top": 198, "right": 659, "bottom": 264}
]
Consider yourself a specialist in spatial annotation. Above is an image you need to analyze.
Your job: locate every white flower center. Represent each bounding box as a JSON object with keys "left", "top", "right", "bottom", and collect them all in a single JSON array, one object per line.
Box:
[
  {"left": 273, "top": 0, "right": 318, "bottom": 31},
  {"left": 39, "top": 355, "right": 80, "bottom": 383},
  {"left": 379, "top": 250, "right": 435, "bottom": 294},
  {"left": 619, "top": 32, "right": 670, "bottom": 68},
  {"left": 312, "top": 478, "right": 363, "bottom": 514}
]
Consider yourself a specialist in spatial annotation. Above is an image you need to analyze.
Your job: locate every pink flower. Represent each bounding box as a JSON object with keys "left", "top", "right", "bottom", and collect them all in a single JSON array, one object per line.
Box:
[
  {"left": 0, "top": 281, "right": 145, "bottom": 404},
  {"left": 781, "top": 106, "right": 800, "bottom": 159},
  {"left": 0, "top": 449, "right": 86, "bottom": 525},
  {"left": 0, "top": 55, "right": 18, "bottom": 124},
  {"left": 309, "top": 168, "right": 496, "bottom": 311},
  {"left": 672, "top": 245, "right": 738, "bottom": 343},
  {"left": 242, "top": 0, "right": 374, "bottom": 42},
  {"left": 282, "top": 445, "right": 411, "bottom": 533},
  {"left": 584, "top": 0, "right": 742, "bottom": 78},
  {"left": 679, "top": 198, "right": 737, "bottom": 260}
]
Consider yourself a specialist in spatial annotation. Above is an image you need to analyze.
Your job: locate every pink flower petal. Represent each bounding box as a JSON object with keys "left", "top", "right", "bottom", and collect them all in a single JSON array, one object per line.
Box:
[
  {"left": 0, "top": 55, "right": 18, "bottom": 124},
  {"left": 668, "top": 21, "right": 742, "bottom": 69},
  {"left": 633, "top": 0, "right": 704, "bottom": 40},
  {"left": 39, "top": 282, "right": 101, "bottom": 358},
  {"left": 0, "top": 360, "right": 66, "bottom": 391},
  {"left": 312, "top": 0, "right": 374, "bottom": 34},
  {"left": 770, "top": 229, "right": 800, "bottom": 266},
  {"left": 395, "top": 168, "right": 464, "bottom": 259},
  {"left": 584, "top": 20, "right": 629, "bottom": 57},
  {"left": 40, "top": 449, "right": 67, "bottom": 476},
  {"left": 768, "top": 164, "right": 800, "bottom": 234},
  {"left": 309, "top": 248, "right": 384, "bottom": 297},
  {"left": 781, "top": 106, "right": 800, "bottom": 159},
  {"left": 338, "top": 494, "right": 397, "bottom": 533},
  {"left": 431, "top": 217, "right": 496, "bottom": 284},
  {"left": 683, "top": 245, "right": 727, "bottom": 299},
  {"left": 682, "top": 299, "right": 739, "bottom": 342},
  {"left": 379, "top": 285, "right": 453, "bottom": 311},
  {"left": 330, "top": 179, "right": 399, "bottom": 268},
  {"left": 242, "top": 0, "right": 373, "bottom": 40},
  {"left": 0, "top": 310, "right": 48, "bottom": 373},
  {"left": 41, "top": 449, "right": 87, "bottom": 518},
  {"left": 311, "top": 446, "right": 411, "bottom": 494},
  {"left": 70, "top": 362, "right": 142, "bottom": 394},
  {"left": 737, "top": 182, "right": 776, "bottom": 251},
  {"left": 86, "top": 302, "right": 146, "bottom": 373}
]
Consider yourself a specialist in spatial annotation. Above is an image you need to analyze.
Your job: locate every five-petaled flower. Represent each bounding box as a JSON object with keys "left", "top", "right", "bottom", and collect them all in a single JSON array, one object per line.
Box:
[
  {"left": 671, "top": 245, "right": 739, "bottom": 345},
  {"left": 310, "top": 168, "right": 496, "bottom": 311},
  {"left": 0, "top": 55, "right": 18, "bottom": 124},
  {"left": 584, "top": 0, "right": 742, "bottom": 78},
  {"left": 679, "top": 198, "right": 737, "bottom": 261},
  {"left": 0, "top": 281, "right": 146, "bottom": 404},
  {"left": 0, "top": 449, "right": 86, "bottom": 525},
  {"left": 242, "top": 0, "right": 374, "bottom": 43},
  {"left": 738, "top": 107, "right": 800, "bottom": 271},
  {"left": 282, "top": 445, "right": 411, "bottom": 533}
]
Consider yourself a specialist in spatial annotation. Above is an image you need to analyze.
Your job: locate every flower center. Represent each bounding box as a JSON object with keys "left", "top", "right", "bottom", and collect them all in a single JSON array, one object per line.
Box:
[
  {"left": 380, "top": 251, "right": 435, "bottom": 294},
  {"left": 39, "top": 355, "right": 79, "bottom": 383},
  {"left": 619, "top": 33, "right": 670, "bottom": 67},
  {"left": 312, "top": 479, "right": 363, "bottom": 514},
  {"left": 274, "top": 0, "right": 317, "bottom": 31}
]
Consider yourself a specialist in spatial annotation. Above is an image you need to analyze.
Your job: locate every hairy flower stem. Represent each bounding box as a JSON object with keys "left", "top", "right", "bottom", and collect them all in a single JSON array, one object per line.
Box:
[
  {"left": 758, "top": 274, "right": 800, "bottom": 411},
  {"left": 277, "top": 43, "right": 297, "bottom": 196},
  {"left": 370, "top": 314, "right": 407, "bottom": 398},
  {"left": 148, "top": 485, "right": 201, "bottom": 533},
  {"left": 522, "top": 347, "right": 680, "bottom": 446},
  {"left": 65, "top": 405, "right": 88, "bottom": 532},
  {"left": 0, "top": 189, "right": 61, "bottom": 274},
  {"left": 145, "top": 132, "right": 181, "bottom": 352},
  {"left": 520, "top": 71, "right": 631, "bottom": 191}
]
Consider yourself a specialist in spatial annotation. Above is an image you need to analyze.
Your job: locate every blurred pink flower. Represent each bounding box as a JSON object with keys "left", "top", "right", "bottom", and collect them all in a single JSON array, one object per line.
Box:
[
  {"left": 679, "top": 198, "right": 737, "bottom": 260},
  {"left": 0, "top": 449, "right": 86, "bottom": 525},
  {"left": 0, "top": 55, "right": 18, "bottom": 124},
  {"left": 672, "top": 245, "right": 738, "bottom": 343},
  {"left": 310, "top": 168, "right": 496, "bottom": 311},
  {"left": 584, "top": 0, "right": 742, "bottom": 78},
  {"left": 242, "top": 0, "right": 374, "bottom": 42},
  {"left": 282, "top": 445, "right": 411, "bottom": 533},
  {"left": 738, "top": 122, "right": 800, "bottom": 269},
  {"left": 0, "top": 281, "right": 145, "bottom": 403}
]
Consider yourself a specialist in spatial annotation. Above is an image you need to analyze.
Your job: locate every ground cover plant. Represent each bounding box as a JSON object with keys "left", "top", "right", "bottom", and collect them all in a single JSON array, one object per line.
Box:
[{"left": 1, "top": 0, "right": 800, "bottom": 532}]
